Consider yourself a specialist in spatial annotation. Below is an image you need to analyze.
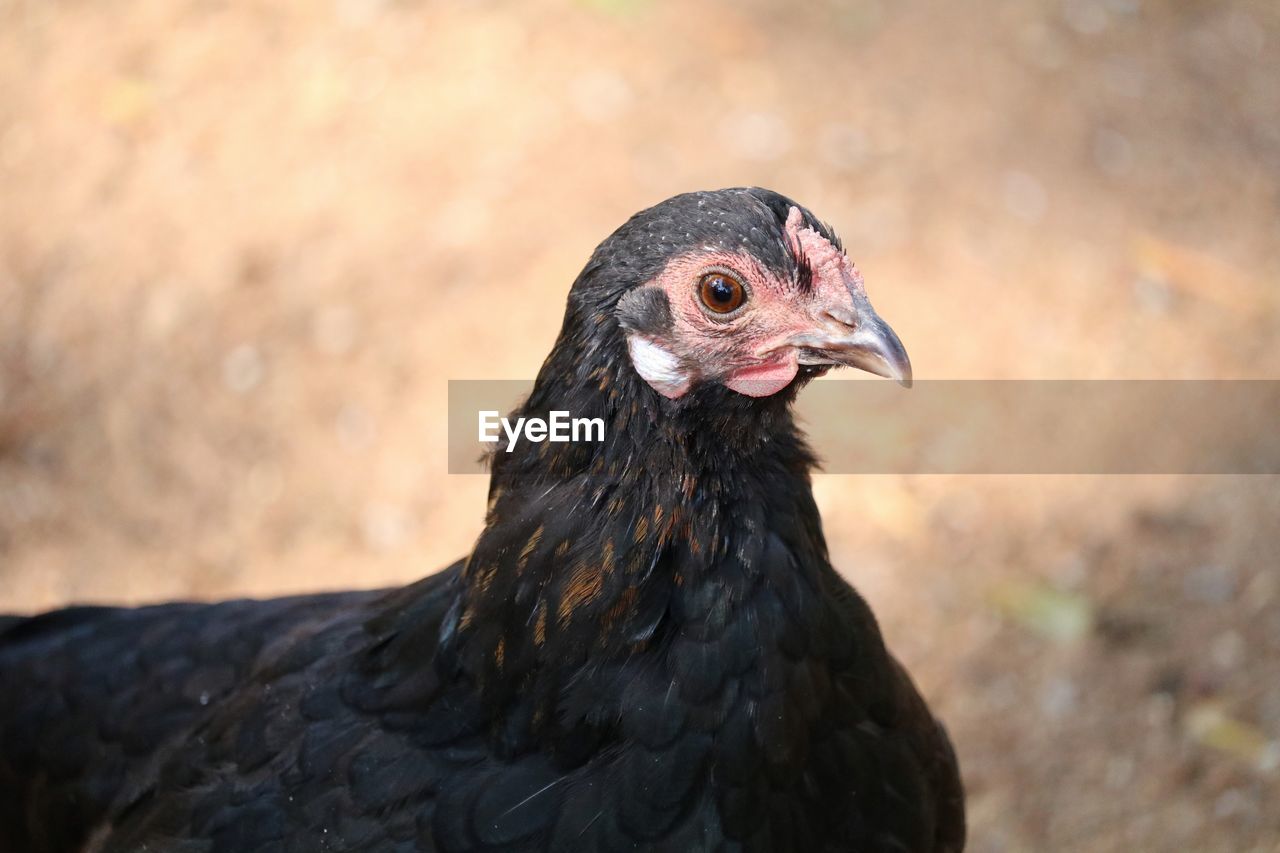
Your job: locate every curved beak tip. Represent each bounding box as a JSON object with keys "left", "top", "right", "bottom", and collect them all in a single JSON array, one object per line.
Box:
[
  {"left": 834, "top": 315, "right": 913, "bottom": 389},
  {"left": 791, "top": 295, "right": 913, "bottom": 388},
  {"left": 884, "top": 339, "right": 913, "bottom": 388},
  {"left": 867, "top": 344, "right": 913, "bottom": 389},
  {"left": 795, "top": 303, "right": 913, "bottom": 388}
]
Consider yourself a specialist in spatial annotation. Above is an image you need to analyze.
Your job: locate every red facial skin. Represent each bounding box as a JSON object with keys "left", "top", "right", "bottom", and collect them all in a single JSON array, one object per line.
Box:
[{"left": 626, "top": 207, "right": 867, "bottom": 399}]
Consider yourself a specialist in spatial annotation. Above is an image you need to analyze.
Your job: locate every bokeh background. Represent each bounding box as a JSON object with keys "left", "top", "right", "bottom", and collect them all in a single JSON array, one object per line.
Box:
[{"left": 2, "top": 0, "right": 1279, "bottom": 849}]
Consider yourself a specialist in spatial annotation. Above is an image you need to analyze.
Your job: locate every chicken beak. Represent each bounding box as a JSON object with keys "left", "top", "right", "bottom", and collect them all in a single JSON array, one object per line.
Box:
[{"left": 792, "top": 293, "right": 914, "bottom": 388}]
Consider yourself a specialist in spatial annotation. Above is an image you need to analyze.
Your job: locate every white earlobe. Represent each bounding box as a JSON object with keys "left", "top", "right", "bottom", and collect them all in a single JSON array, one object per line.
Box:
[{"left": 626, "top": 336, "right": 691, "bottom": 399}]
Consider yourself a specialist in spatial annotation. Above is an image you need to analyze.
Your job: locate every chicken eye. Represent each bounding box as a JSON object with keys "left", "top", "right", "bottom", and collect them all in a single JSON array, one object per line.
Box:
[{"left": 698, "top": 272, "right": 746, "bottom": 314}]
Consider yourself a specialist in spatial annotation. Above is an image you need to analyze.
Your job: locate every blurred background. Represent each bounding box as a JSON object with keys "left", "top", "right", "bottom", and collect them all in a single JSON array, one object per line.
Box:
[{"left": 2, "top": 0, "right": 1278, "bottom": 849}]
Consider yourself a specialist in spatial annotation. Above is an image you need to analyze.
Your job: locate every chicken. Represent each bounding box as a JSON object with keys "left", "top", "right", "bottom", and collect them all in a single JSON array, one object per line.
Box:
[{"left": 0, "top": 188, "right": 965, "bottom": 852}]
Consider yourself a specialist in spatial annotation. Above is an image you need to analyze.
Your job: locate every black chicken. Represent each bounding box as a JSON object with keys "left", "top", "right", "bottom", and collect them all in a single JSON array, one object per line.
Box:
[{"left": 0, "top": 188, "right": 964, "bottom": 852}]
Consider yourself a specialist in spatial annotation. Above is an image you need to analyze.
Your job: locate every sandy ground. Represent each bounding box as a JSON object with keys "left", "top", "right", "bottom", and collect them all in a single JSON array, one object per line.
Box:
[{"left": 2, "top": 0, "right": 1279, "bottom": 849}]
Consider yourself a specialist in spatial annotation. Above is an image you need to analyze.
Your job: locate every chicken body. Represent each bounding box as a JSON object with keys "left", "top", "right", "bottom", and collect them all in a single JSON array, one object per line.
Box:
[{"left": 0, "top": 188, "right": 964, "bottom": 852}]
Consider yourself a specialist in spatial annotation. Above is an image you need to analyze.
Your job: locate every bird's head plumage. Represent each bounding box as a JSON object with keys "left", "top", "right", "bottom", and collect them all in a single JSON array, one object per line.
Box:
[{"left": 559, "top": 187, "right": 911, "bottom": 405}]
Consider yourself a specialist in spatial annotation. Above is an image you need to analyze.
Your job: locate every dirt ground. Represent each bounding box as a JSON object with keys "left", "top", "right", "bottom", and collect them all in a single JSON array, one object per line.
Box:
[{"left": 2, "top": 0, "right": 1279, "bottom": 849}]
